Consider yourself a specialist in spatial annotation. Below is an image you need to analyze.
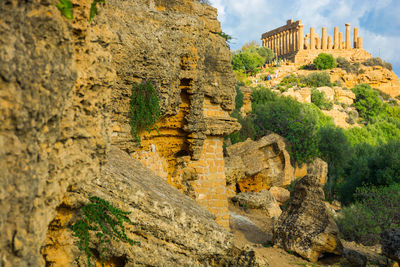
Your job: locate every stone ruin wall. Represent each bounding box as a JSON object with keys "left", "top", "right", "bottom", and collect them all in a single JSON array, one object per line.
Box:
[{"left": 261, "top": 19, "right": 371, "bottom": 64}]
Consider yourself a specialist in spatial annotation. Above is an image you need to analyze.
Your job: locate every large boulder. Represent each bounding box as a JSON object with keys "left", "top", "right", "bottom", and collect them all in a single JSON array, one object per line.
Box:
[
  {"left": 273, "top": 174, "right": 343, "bottom": 262},
  {"left": 381, "top": 229, "right": 400, "bottom": 263},
  {"left": 231, "top": 190, "right": 282, "bottom": 218},
  {"left": 41, "top": 147, "right": 260, "bottom": 266},
  {"left": 225, "top": 134, "right": 295, "bottom": 192}
]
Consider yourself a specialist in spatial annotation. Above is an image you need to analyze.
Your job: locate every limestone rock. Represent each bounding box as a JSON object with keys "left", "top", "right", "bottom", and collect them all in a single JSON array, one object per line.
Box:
[
  {"left": 334, "top": 86, "right": 355, "bottom": 105},
  {"left": 282, "top": 87, "right": 311, "bottom": 103},
  {"left": 273, "top": 175, "right": 343, "bottom": 262},
  {"left": 269, "top": 186, "right": 290, "bottom": 204},
  {"left": 381, "top": 229, "right": 400, "bottom": 263},
  {"left": 329, "top": 66, "right": 400, "bottom": 98},
  {"left": 317, "top": 86, "right": 335, "bottom": 102},
  {"left": 42, "top": 147, "right": 259, "bottom": 266},
  {"left": 306, "top": 158, "right": 328, "bottom": 185},
  {"left": 225, "top": 134, "right": 295, "bottom": 192},
  {"left": 231, "top": 190, "right": 282, "bottom": 218}
]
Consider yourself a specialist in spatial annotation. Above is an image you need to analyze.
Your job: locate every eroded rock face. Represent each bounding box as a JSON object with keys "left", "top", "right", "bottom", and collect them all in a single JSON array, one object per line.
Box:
[
  {"left": 329, "top": 66, "right": 400, "bottom": 98},
  {"left": 225, "top": 134, "right": 295, "bottom": 192},
  {"left": 0, "top": 1, "right": 112, "bottom": 265},
  {"left": 41, "top": 147, "right": 259, "bottom": 266},
  {"left": 273, "top": 175, "right": 343, "bottom": 262},
  {"left": 231, "top": 190, "right": 282, "bottom": 218}
]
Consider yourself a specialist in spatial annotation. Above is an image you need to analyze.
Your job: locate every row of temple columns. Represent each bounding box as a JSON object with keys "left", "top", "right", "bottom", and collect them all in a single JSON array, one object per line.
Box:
[
  {"left": 262, "top": 25, "right": 304, "bottom": 58},
  {"left": 262, "top": 22, "right": 363, "bottom": 57}
]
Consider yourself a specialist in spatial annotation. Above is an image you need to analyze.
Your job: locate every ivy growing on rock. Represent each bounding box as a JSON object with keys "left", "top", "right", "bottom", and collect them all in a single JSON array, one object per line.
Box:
[
  {"left": 130, "top": 80, "right": 161, "bottom": 144},
  {"left": 71, "top": 196, "right": 138, "bottom": 267}
]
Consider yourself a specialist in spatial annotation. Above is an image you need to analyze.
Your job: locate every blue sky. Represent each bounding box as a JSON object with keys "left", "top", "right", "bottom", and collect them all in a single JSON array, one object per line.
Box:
[{"left": 209, "top": 0, "right": 400, "bottom": 76}]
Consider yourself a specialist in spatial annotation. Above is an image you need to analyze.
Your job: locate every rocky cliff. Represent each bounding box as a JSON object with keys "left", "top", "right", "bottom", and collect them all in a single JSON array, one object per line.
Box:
[{"left": 0, "top": 0, "right": 240, "bottom": 265}]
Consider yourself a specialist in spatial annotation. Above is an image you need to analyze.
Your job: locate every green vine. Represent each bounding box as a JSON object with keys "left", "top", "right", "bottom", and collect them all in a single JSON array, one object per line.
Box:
[
  {"left": 56, "top": 0, "right": 105, "bottom": 21},
  {"left": 130, "top": 80, "right": 161, "bottom": 144},
  {"left": 71, "top": 196, "right": 137, "bottom": 267}
]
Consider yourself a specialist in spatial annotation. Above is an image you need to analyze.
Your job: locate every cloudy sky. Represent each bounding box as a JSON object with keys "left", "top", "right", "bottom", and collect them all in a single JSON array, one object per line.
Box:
[{"left": 209, "top": 0, "right": 400, "bottom": 76}]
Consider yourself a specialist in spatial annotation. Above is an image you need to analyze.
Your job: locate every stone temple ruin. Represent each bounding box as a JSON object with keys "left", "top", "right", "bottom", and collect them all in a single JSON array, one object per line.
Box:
[{"left": 261, "top": 19, "right": 371, "bottom": 63}]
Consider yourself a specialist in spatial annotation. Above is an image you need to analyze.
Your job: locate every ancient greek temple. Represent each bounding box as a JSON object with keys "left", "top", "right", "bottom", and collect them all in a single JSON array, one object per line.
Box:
[{"left": 261, "top": 19, "right": 369, "bottom": 63}]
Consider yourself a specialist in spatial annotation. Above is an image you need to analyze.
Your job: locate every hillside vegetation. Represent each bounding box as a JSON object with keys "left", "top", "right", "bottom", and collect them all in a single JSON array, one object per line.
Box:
[{"left": 228, "top": 52, "right": 400, "bottom": 245}]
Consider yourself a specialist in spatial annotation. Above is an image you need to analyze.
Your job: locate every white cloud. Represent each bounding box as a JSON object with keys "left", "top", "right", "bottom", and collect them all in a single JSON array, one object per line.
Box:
[{"left": 210, "top": 0, "right": 400, "bottom": 75}]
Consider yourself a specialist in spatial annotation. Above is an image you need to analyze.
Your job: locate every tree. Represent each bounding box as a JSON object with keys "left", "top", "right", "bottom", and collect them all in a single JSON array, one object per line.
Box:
[{"left": 351, "top": 84, "right": 382, "bottom": 121}]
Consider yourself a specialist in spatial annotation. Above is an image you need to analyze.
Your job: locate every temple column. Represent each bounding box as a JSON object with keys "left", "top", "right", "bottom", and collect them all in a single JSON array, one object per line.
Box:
[
  {"left": 322, "top": 27, "right": 327, "bottom": 49},
  {"left": 345, "top": 23, "right": 351, "bottom": 49},
  {"left": 292, "top": 29, "right": 296, "bottom": 52},
  {"left": 357, "top": 37, "right": 363, "bottom": 49},
  {"left": 339, "top": 32, "right": 343, "bottom": 49},
  {"left": 310, "top": 27, "right": 315, "bottom": 49},
  {"left": 278, "top": 33, "right": 282, "bottom": 56},
  {"left": 327, "top": 36, "right": 332, "bottom": 49},
  {"left": 316, "top": 37, "right": 321, "bottom": 49},
  {"left": 354, "top": 27, "right": 358, "bottom": 48},
  {"left": 334, "top": 26, "right": 339, "bottom": 49},
  {"left": 286, "top": 30, "right": 290, "bottom": 54},
  {"left": 298, "top": 24, "right": 304, "bottom": 50},
  {"left": 282, "top": 31, "right": 286, "bottom": 55}
]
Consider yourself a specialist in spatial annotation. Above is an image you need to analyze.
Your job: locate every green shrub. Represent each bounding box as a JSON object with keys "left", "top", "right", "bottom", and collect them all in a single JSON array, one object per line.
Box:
[
  {"left": 336, "top": 184, "right": 400, "bottom": 245},
  {"left": 234, "top": 85, "right": 244, "bottom": 112},
  {"left": 311, "top": 88, "right": 333, "bottom": 110},
  {"left": 252, "top": 88, "right": 319, "bottom": 165},
  {"left": 303, "top": 72, "right": 332, "bottom": 87},
  {"left": 318, "top": 125, "right": 350, "bottom": 199},
  {"left": 71, "top": 196, "right": 137, "bottom": 267},
  {"left": 338, "top": 140, "right": 400, "bottom": 204},
  {"left": 278, "top": 75, "right": 306, "bottom": 89},
  {"left": 351, "top": 83, "right": 382, "bottom": 121},
  {"left": 313, "top": 53, "right": 337, "bottom": 70},
  {"left": 362, "top": 57, "right": 393, "bottom": 71},
  {"left": 130, "top": 81, "right": 161, "bottom": 144}
]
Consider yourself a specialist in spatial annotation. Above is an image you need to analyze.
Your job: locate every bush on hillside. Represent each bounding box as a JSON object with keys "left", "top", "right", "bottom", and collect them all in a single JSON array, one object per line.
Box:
[
  {"left": 352, "top": 83, "right": 383, "bottom": 121},
  {"left": 303, "top": 72, "right": 332, "bottom": 87},
  {"left": 313, "top": 53, "right": 337, "bottom": 70},
  {"left": 338, "top": 140, "right": 400, "bottom": 204},
  {"left": 252, "top": 88, "right": 319, "bottom": 165},
  {"left": 318, "top": 125, "right": 350, "bottom": 199},
  {"left": 336, "top": 183, "right": 400, "bottom": 245},
  {"left": 311, "top": 88, "right": 333, "bottom": 110},
  {"left": 336, "top": 57, "right": 361, "bottom": 74},
  {"left": 362, "top": 57, "right": 393, "bottom": 71}
]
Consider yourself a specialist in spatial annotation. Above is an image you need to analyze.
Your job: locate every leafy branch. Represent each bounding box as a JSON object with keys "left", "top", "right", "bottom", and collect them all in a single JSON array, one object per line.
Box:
[{"left": 71, "top": 196, "right": 138, "bottom": 267}]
